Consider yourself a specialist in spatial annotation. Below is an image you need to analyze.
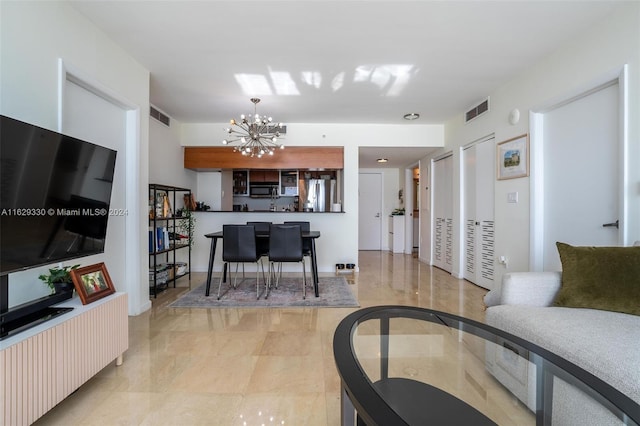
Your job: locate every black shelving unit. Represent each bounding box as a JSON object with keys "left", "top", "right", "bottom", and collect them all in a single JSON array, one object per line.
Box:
[{"left": 149, "top": 184, "right": 192, "bottom": 297}]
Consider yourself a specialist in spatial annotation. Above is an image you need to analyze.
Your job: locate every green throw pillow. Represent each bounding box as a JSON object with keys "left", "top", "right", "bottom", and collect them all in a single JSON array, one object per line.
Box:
[{"left": 553, "top": 242, "right": 640, "bottom": 316}]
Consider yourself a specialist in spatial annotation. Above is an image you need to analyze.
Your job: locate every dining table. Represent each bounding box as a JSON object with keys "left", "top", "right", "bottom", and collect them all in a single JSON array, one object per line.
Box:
[{"left": 203, "top": 230, "right": 321, "bottom": 297}]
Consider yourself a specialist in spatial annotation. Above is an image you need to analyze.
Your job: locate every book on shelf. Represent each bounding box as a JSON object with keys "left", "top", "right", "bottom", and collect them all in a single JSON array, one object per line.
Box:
[
  {"left": 151, "top": 226, "right": 180, "bottom": 253},
  {"left": 156, "top": 227, "right": 165, "bottom": 251}
]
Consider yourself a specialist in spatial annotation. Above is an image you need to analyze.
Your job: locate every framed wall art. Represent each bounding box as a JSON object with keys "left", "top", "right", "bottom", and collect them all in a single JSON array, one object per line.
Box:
[
  {"left": 497, "top": 134, "right": 529, "bottom": 180},
  {"left": 71, "top": 262, "right": 116, "bottom": 305}
]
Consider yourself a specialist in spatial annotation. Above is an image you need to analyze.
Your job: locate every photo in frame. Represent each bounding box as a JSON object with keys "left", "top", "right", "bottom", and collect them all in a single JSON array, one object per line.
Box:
[
  {"left": 70, "top": 262, "right": 116, "bottom": 305},
  {"left": 497, "top": 134, "right": 529, "bottom": 180}
]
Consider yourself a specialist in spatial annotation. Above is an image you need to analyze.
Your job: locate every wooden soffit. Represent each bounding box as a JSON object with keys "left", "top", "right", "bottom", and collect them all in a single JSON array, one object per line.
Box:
[{"left": 184, "top": 146, "right": 344, "bottom": 170}]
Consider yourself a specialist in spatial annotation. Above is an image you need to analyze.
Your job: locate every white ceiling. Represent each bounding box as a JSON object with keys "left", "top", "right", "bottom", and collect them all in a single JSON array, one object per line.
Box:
[{"left": 69, "top": 0, "right": 618, "bottom": 168}]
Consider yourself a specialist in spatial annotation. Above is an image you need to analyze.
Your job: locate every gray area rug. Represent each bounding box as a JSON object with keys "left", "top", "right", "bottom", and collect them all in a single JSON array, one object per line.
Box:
[{"left": 169, "top": 276, "right": 359, "bottom": 308}]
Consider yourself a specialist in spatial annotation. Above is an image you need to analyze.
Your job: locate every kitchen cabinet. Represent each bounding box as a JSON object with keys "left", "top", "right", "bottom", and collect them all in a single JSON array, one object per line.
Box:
[
  {"left": 249, "top": 169, "right": 279, "bottom": 183},
  {"left": 280, "top": 169, "right": 298, "bottom": 196},
  {"left": 233, "top": 170, "right": 248, "bottom": 195}
]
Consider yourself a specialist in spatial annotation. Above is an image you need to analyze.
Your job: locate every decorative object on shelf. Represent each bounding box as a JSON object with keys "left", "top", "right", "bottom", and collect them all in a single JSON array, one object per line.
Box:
[
  {"left": 497, "top": 134, "right": 529, "bottom": 180},
  {"left": 222, "top": 98, "right": 285, "bottom": 158},
  {"left": 154, "top": 191, "right": 167, "bottom": 218},
  {"left": 38, "top": 264, "right": 80, "bottom": 294},
  {"left": 184, "top": 193, "right": 197, "bottom": 211},
  {"left": 162, "top": 193, "right": 172, "bottom": 217},
  {"left": 70, "top": 262, "right": 116, "bottom": 305}
]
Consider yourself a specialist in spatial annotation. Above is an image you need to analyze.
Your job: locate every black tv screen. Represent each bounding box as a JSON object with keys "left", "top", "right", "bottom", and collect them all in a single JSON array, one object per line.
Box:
[{"left": 0, "top": 115, "right": 117, "bottom": 275}]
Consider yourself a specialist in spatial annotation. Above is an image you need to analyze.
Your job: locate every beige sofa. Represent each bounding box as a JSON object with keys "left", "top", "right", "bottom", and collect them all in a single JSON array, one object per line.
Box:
[{"left": 483, "top": 272, "right": 640, "bottom": 425}]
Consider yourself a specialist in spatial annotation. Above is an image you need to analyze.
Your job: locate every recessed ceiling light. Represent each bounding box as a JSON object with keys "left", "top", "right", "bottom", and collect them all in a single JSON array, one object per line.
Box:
[
  {"left": 403, "top": 113, "right": 420, "bottom": 120},
  {"left": 377, "top": 158, "right": 388, "bottom": 163}
]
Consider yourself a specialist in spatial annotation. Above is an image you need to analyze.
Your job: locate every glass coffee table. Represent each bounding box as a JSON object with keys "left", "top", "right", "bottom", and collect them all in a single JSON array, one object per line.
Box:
[{"left": 333, "top": 306, "right": 639, "bottom": 425}]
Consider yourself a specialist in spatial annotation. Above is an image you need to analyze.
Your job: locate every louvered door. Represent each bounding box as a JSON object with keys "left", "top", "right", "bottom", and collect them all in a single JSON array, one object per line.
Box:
[
  {"left": 432, "top": 155, "right": 453, "bottom": 272},
  {"left": 463, "top": 139, "right": 495, "bottom": 289}
]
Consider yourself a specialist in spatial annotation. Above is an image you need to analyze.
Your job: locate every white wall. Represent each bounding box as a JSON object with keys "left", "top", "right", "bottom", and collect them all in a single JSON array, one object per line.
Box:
[
  {"left": 149, "top": 112, "right": 197, "bottom": 191},
  {"left": 420, "top": 3, "right": 640, "bottom": 285},
  {"left": 196, "top": 173, "right": 222, "bottom": 210},
  {"left": 181, "top": 123, "right": 444, "bottom": 272},
  {"left": 1, "top": 1, "right": 151, "bottom": 315},
  {"left": 148, "top": 112, "right": 197, "bottom": 268}
]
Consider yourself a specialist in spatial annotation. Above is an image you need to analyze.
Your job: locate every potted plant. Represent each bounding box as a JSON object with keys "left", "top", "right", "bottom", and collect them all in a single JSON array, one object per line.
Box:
[{"left": 39, "top": 264, "right": 80, "bottom": 294}]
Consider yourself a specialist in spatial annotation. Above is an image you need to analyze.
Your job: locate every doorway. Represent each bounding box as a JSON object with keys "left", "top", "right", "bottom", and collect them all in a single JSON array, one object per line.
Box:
[
  {"left": 531, "top": 73, "right": 626, "bottom": 271},
  {"left": 359, "top": 173, "right": 383, "bottom": 250},
  {"left": 59, "top": 60, "right": 145, "bottom": 314},
  {"left": 432, "top": 154, "right": 453, "bottom": 272},
  {"left": 462, "top": 137, "right": 495, "bottom": 289}
]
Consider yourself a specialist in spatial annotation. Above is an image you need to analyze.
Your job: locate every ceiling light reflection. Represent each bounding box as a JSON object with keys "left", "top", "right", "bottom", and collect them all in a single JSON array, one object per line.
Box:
[
  {"left": 234, "top": 74, "right": 272, "bottom": 95},
  {"left": 301, "top": 71, "right": 322, "bottom": 89},
  {"left": 331, "top": 71, "right": 345, "bottom": 92},
  {"left": 354, "top": 64, "right": 415, "bottom": 96},
  {"left": 269, "top": 69, "right": 300, "bottom": 95},
  {"left": 234, "top": 64, "right": 416, "bottom": 97}
]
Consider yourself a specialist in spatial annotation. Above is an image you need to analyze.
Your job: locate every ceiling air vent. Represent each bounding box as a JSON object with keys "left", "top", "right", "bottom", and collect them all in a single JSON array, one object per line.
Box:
[
  {"left": 150, "top": 106, "right": 170, "bottom": 127},
  {"left": 264, "top": 125, "right": 287, "bottom": 135},
  {"left": 465, "top": 97, "right": 490, "bottom": 123}
]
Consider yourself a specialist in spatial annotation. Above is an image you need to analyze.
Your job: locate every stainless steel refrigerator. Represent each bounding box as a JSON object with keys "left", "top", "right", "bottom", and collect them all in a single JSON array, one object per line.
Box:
[{"left": 305, "top": 179, "right": 336, "bottom": 212}]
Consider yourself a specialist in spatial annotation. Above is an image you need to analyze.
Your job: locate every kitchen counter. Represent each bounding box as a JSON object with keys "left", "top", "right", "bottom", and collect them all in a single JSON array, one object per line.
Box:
[{"left": 189, "top": 209, "right": 354, "bottom": 278}]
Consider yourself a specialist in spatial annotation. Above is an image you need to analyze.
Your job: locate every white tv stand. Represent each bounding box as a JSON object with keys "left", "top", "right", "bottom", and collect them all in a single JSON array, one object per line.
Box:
[{"left": 0, "top": 292, "right": 128, "bottom": 425}]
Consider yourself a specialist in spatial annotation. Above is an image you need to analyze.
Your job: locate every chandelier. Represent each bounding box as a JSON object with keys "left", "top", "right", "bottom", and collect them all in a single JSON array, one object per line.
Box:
[{"left": 222, "top": 98, "right": 285, "bottom": 157}]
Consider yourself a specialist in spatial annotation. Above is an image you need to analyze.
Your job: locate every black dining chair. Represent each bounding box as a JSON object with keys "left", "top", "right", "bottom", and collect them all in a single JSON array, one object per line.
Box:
[
  {"left": 217, "top": 224, "right": 265, "bottom": 300},
  {"left": 284, "top": 221, "right": 312, "bottom": 284},
  {"left": 268, "top": 224, "right": 307, "bottom": 299},
  {"left": 246, "top": 221, "right": 271, "bottom": 259}
]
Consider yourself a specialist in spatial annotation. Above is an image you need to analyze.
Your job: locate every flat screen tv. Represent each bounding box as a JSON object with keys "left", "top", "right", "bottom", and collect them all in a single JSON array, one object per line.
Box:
[
  {"left": 0, "top": 115, "right": 117, "bottom": 337},
  {"left": 0, "top": 115, "right": 117, "bottom": 275}
]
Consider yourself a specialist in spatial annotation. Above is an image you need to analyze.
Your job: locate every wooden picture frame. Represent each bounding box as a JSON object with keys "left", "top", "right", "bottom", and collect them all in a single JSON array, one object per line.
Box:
[
  {"left": 71, "top": 262, "right": 116, "bottom": 305},
  {"left": 497, "top": 134, "right": 529, "bottom": 180}
]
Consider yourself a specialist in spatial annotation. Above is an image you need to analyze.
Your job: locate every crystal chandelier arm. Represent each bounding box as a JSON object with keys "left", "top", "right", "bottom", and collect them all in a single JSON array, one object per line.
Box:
[
  {"left": 230, "top": 122, "right": 251, "bottom": 133},
  {"left": 224, "top": 137, "right": 244, "bottom": 144},
  {"left": 255, "top": 122, "right": 269, "bottom": 135}
]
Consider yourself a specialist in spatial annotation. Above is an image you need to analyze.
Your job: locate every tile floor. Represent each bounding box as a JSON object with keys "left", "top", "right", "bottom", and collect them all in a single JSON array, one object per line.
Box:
[{"left": 34, "top": 251, "right": 527, "bottom": 425}]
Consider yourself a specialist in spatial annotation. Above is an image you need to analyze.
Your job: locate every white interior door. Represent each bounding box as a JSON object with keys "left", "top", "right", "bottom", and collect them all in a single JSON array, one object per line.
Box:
[
  {"left": 359, "top": 173, "right": 382, "bottom": 250},
  {"left": 432, "top": 155, "right": 453, "bottom": 272},
  {"left": 463, "top": 138, "right": 495, "bottom": 289},
  {"left": 419, "top": 161, "right": 431, "bottom": 263},
  {"left": 541, "top": 82, "right": 620, "bottom": 271}
]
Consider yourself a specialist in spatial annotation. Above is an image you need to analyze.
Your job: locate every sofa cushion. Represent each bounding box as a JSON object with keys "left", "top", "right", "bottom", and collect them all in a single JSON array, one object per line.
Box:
[
  {"left": 554, "top": 242, "right": 640, "bottom": 316},
  {"left": 486, "top": 305, "right": 640, "bottom": 405}
]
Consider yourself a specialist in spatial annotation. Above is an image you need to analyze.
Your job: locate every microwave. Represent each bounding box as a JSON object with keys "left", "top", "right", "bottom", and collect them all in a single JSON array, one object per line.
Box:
[{"left": 250, "top": 185, "right": 278, "bottom": 198}]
